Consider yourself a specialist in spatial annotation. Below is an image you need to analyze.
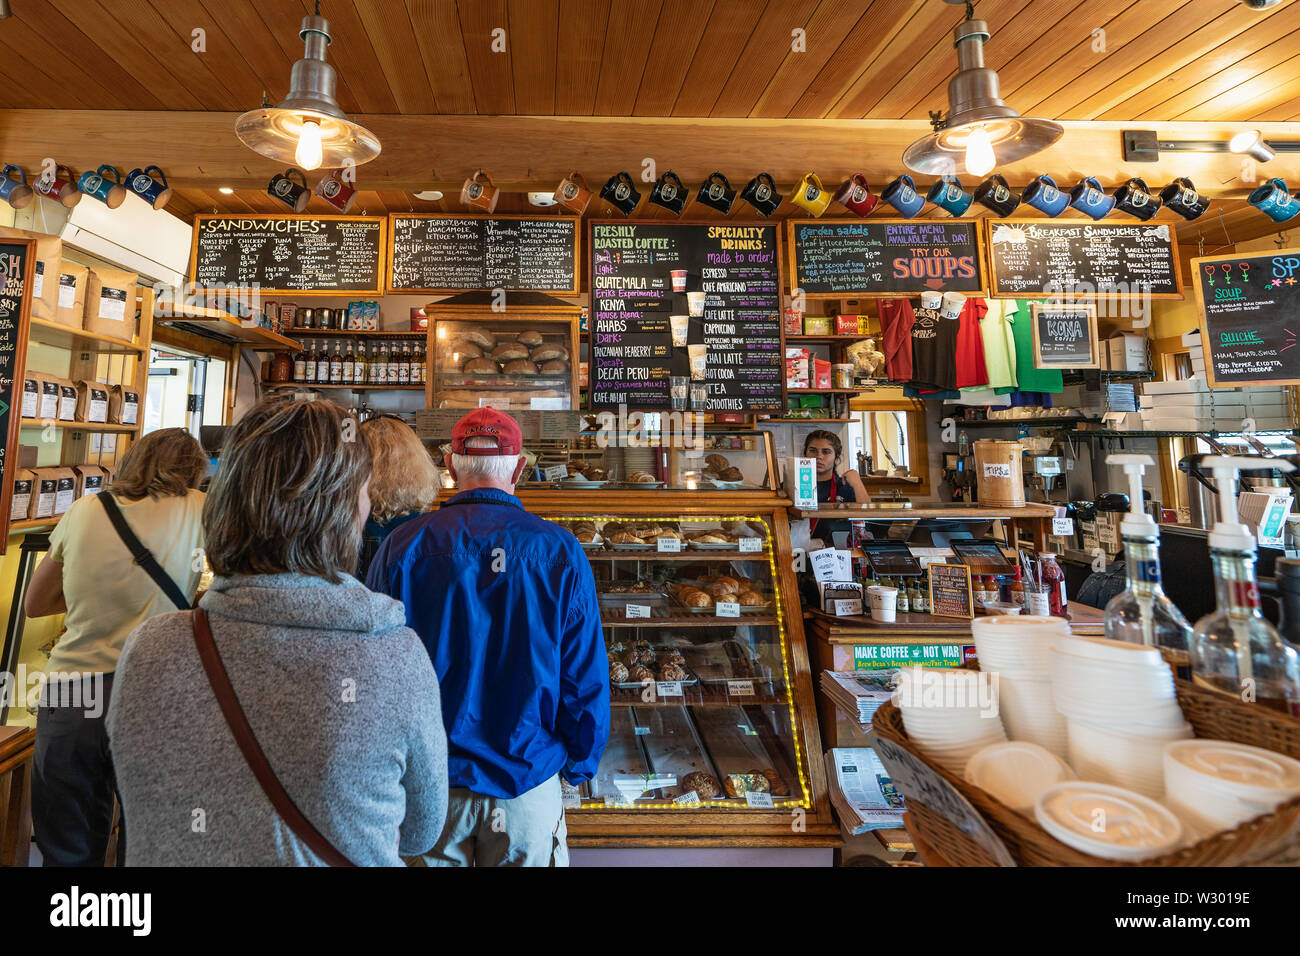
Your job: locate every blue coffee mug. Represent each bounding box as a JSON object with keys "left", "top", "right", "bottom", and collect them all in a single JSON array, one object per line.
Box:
[
  {"left": 0, "top": 164, "right": 33, "bottom": 209},
  {"left": 78, "top": 164, "right": 127, "bottom": 208},
  {"left": 1022, "top": 174, "right": 1069, "bottom": 217},
  {"left": 882, "top": 174, "right": 924, "bottom": 218},
  {"left": 1248, "top": 178, "right": 1300, "bottom": 223},
  {"left": 126, "top": 165, "right": 172, "bottom": 210},
  {"left": 1070, "top": 176, "right": 1115, "bottom": 220},
  {"left": 926, "top": 176, "right": 972, "bottom": 217}
]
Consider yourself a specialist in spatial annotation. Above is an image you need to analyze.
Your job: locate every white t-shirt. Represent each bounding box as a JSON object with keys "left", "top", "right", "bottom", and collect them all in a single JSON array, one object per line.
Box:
[{"left": 47, "top": 489, "right": 205, "bottom": 674}]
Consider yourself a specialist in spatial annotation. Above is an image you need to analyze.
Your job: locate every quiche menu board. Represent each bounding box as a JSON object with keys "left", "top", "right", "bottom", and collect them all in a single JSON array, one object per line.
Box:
[
  {"left": 190, "top": 215, "right": 386, "bottom": 294},
  {"left": 787, "top": 219, "right": 984, "bottom": 298},
  {"left": 0, "top": 239, "right": 33, "bottom": 548},
  {"left": 387, "top": 214, "right": 579, "bottom": 294},
  {"left": 984, "top": 220, "right": 1182, "bottom": 299},
  {"left": 1192, "top": 248, "right": 1300, "bottom": 387},
  {"left": 589, "top": 221, "right": 783, "bottom": 411}
]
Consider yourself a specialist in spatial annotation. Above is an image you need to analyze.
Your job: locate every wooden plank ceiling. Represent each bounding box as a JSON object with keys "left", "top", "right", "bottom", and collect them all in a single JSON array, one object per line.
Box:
[{"left": 1, "top": 0, "right": 1297, "bottom": 247}]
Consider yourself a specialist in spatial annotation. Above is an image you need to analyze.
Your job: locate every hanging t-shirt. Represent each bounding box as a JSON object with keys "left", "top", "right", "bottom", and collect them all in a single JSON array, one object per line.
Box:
[
  {"left": 997, "top": 300, "right": 1062, "bottom": 394},
  {"left": 876, "top": 298, "right": 915, "bottom": 382},
  {"left": 977, "top": 299, "right": 1018, "bottom": 390},
  {"left": 909, "top": 304, "right": 958, "bottom": 392},
  {"left": 955, "top": 297, "right": 989, "bottom": 389}
]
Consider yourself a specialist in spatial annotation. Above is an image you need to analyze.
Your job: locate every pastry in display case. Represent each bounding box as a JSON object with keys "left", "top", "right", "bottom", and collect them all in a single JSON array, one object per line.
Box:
[{"left": 429, "top": 310, "right": 579, "bottom": 411}]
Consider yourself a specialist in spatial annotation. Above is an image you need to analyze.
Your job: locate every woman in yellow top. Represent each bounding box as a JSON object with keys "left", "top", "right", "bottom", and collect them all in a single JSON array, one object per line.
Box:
[{"left": 25, "top": 428, "right": 207, "bottom": 866}]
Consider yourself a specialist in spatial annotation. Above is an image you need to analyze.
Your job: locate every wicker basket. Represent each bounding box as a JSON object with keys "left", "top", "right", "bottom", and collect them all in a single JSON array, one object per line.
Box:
[{"left": 875, "top": 679, "right": 1300, "bottom": 866}]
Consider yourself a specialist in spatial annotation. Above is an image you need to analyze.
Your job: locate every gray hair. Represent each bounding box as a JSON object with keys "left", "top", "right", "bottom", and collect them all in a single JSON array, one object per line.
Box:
[{"left": 451, "top": 435, "right": 520, "bottom": 485}]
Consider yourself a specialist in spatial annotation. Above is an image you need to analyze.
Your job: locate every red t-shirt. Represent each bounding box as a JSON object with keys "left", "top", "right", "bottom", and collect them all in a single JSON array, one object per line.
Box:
[
  {"left": 955, "top": 297, "right": 989, "bottom": 389},
  {"left": 876, "top": 298, "right": 915, "bottom": 382}
]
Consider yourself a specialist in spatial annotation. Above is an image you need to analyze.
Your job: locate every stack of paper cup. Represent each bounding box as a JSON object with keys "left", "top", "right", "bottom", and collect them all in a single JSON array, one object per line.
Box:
[
  {"left": 1050, "top": 634, "right": 1192, "bottom": 799},
  {"left": 1163, "top": 739, "right": 1300, "bottom": 840},
  {"left": 895, "top": 666, "right": 1007, "bottom": 777},
  {"left": 972, "top": 616, "right": 1069, "bottom": 760}
]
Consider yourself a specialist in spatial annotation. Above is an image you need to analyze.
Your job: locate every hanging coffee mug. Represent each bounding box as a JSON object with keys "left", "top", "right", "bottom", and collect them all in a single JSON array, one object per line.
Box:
[
  {"left": 1160, "top": 177, "right": 1209, "bottom": 221},
  {"left": 788, "top": 172, "right": 831, "bottom": 217},
  {"left": 33, "top": 164, "right": 81, "bottom": 208},
  {"left": 1113, "top": 177, "right": 1161, "bottom": 221},
  {"left": 553, "top": 171, "right": 592, "bottom": 215},
  {"left": 268, "top": 168, "right": 310, "bottom": 212},
  {"left": 881, "top": 175, "right": 925, "bottom": 218},
  {"left": 696, "top": 172, "right": 736, "bottom": 214},
  {"left": 314, "top": 169, "right": 357, "bottom": 213},
  {"left": 600, "top": 171, "right": 641, "bottom": 215},
  {"left": 460, "top": 169, "right": 499, "bottom": 212},
  {"left": 834, "top": 173, "right": 879, "bottom": 217},
  {"left": 1248, "top": 178, "right": 1300, "bottom": 223},
  {"left": 926, "top": 176, "right": 972, "bottom": 217},
  {"left": 1070, "top": 176, "right": 1116, "bottom": 219},
  {"left": 974, "top": 174, "right": 1020, "bottom": 217},
  {"left": 740, "top": 172, "right": 780, "bottom": 216},
  {"left": 1021, "top": 173, "right": 1068, "bottom": 217},
  {"left": 78, "top": 164, "right": 127, "bottom": 208},
  {"left": 126, "top": 165, "right": 173, "bottom": 210},
  {"left": 650, "top": 171, "right": 688, "bottom": 215},
  {"left": 0, "top": 165, "right": 33, "bottom": 210}
]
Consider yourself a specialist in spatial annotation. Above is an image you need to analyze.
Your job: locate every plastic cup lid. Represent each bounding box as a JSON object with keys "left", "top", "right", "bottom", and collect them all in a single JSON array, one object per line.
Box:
[
  {"left": 965, "top": 741, "right": 1075, "bottom": 811},
  {"left": 1034, "top": 782, "right": 1184, "bottom": 861},
  {"left": 1164, "top": 739, "right": 1300, "bottom": 799}
]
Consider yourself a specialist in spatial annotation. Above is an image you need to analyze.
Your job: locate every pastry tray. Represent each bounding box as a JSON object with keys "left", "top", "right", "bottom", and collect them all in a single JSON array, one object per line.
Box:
[
  {"left": 687, "top": 540, "right": 742, "bottom": 550},
  {"left": 609, "top": 542, "right": 657, "bottom": 551}
]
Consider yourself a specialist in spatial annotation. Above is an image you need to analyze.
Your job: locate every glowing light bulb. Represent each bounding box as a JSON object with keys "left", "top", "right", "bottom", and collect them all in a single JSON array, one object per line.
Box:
[
  {"left": 965, "top": 126, "right": 996, "bottom": 177},
  {"left": 295, "top": 119, "right": 323, "bottom": 171}
]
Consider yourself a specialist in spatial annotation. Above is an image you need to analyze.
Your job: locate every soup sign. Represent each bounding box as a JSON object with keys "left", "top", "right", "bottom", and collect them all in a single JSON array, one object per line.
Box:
[{"left": 1192, "top": 247, "right": 1300, "bottom": 388}]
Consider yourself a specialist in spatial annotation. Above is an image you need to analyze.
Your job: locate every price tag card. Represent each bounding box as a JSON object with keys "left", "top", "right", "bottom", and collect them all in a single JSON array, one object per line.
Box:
[
  {"left": 656, "top": 681, "right": 683, "bottom": 698},
  {"left": 809, "top": 546, "right": 853, "bottom": 583},
  {"left": 561, "top": 785, "right": 582, "bottom": 810},
  {"left": 716, "top": 601, "right": 741, "bottom": 618},
  {"left": 633, "top": 726, "right": 651, "bottom": 736},
  {"left": 832, "top": 598, "right": 864, "bottom": 617},
  {"left": 542, "top": 464, "right": 569, "bottom": 481},
  {"left": 530, "top": 397, "right": 564, "bottom": 410},
  {"left": 625, "top": 604, "right": 651, "bottom": 619},
  {"left": 657, "top": 537, "right": 682, "bottom": 553},
  {"left": 745, "top": 792, "right": 775, "bottom": 809},
  {"left": 673, "top": 790, "right": 701, "bottom": 806},
  {"left": 738, "top": 536, "right": 763, "bottom": 553},
  {"left": 727, "top": 679, "right": 754, "bottom": 697},
  {"left": 1052, "top": 517, "right": 1075, "bottom": 536}
]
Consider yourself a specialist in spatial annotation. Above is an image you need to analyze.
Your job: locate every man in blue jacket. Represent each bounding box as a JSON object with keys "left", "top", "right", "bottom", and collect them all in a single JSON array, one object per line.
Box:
[{"left": 367, "top": 408, "right": 609, "bottom": 866}]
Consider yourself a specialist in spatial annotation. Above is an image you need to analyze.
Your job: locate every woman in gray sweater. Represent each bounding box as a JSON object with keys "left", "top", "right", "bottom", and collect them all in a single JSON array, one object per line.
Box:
[{"left": 106, "top": 396, "right": 447, "bottom": 866}]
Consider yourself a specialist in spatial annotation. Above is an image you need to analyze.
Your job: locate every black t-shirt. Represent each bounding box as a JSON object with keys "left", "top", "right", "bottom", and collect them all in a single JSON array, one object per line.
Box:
[{"left": 909, "top": 305, "right": 959, "bottom": 391}]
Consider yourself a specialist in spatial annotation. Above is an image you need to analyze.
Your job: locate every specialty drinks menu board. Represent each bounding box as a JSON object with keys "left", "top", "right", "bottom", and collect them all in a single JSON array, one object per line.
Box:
[
  {"left": 788, "top": 219, "right": 984, "bottom": 297},
  {"left": 1192, "top": 248, "right": 1300, "bottom": 387},
  {"left": 191, "top": 215, "right": 386, "bottom": 294},
  {"left": 0, "top": 239, "right": 33, "bottom": 549},
  {"left": 985, "top": 220, "right": 1182, "bottom": 298},
  {"left": 387, "top": 214, "right": 579, "bottom": 294},
  {"left": 589, "top": 222, "right": 783, "bottom": 411}
]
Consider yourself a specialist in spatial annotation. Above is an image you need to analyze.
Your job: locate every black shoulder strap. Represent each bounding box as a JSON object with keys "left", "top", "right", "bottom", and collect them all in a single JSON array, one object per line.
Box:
[{"left": 99, "top": 493, "right": 192, "bottom": 611}]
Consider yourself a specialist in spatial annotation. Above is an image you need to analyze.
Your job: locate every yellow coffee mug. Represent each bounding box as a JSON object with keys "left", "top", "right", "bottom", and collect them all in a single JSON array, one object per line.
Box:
[{"left": 789, "top": 172, "right": 831, "bottom": 217}]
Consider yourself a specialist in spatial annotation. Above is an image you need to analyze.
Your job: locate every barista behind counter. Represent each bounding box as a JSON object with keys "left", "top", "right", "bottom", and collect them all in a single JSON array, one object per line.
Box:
[{"left": 803, "top": 429, "right": 868, "bottom": 546}]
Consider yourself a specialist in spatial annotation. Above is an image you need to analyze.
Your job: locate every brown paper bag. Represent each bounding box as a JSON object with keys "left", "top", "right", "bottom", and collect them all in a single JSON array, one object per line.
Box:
[
  {"left": 83, "top": 266, "right": 137, "bottom": 339},
  {"left": 108, "top": 384, "right": 139, "bottom": 425},
  {"left": 19, "top": 370, "right": 41, "bottom": 419},
  {"left": 0, "top": 225, "right": 64, "bottom": 323},
  {"left": 10, "top": 468, "right": 35, "bottom": 521},
  {"left": 73, "top": 463, "right": 106, "bottom": 498},
  {"left": 28, "top": 468, "right": 59, "bottom": 519},
  {"left": 75, "top": 380, "right": 110, "bottom": 423},
  {"left": 57, "top": 379, "right": 78, "bottom": 421},
  {"left": 56, "top": 262, "right": 88, "bottom": 329}
]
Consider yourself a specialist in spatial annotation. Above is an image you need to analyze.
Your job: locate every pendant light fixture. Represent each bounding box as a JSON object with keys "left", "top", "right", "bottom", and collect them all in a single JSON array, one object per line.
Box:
[
  {"left": 234, "top": 3, "right": 380, "bottom": 172},
  {"left": 903, "top": 1, "right": 1061, "bottom": 177}
]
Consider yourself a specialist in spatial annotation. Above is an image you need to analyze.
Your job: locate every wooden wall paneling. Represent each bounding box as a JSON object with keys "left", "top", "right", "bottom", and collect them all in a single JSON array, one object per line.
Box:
[
  {"left": 669, "top": 0, "right": 762, "bottom": 115},
  {"left": 0, "top": 45, "right": 63, "bottom": 110},
  {"left": 111, "top": 0, "right": 248, "bottom": 111},
  {"left": 351, "top": 0, "right": 439, "bottom": 114},
  {"left": 194, "top": 0, "right": 302, "bottom": 109},
  {"left": 554, "top": 0, "right": 611, "bottom": 115},
  {"left": 709, "top": 0, "right": 820, "bottom": 118},
  {"left": 631, "top": 0, "right": 714, "bottom": 117},
  {"left": 592, "top": 0, "right": 663, "bottom": 116},
  {"left": 1253, "top": 90, "right": 1300, "bottom": 123},
  {"left": 746, "top": 0, "right": 872, "bottom": 119},
  {"left": 457, "top": 0, "right": 516, "bottom": 115},
  {"left": 147, "top": 0, "right": 273, "bottom": 109},
  {"left": 0, "top": 16, "right": 118, "bottom": 109},
  {"left": 407, "top": 0, "right": 475, "bottom": 115},
  {"left": 307, "top": 0, "right": 402, "bottom": 114},
  {"left": 508, "top": 0, "right": 559, "bottom": 115},
  {"left": 1178, "top": 51, "right": 1300, "bottom": 121},
  {"left": 251, "top": 0, "right": 362, "bottom": 114}
]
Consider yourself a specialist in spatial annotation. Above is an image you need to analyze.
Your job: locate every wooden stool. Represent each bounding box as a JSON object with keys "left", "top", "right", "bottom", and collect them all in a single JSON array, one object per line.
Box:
[{"left": 0, "top": 726, "right": 35, "bottom": 867}]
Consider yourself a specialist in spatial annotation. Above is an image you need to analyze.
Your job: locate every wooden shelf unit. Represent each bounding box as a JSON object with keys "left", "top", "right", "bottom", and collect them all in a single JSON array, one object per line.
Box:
[{"left": 154, "top": 304, "right": 299, "bottom": 351}]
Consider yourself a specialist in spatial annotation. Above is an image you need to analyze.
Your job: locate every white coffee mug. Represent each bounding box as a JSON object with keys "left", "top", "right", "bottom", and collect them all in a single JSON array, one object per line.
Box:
[
  {"left": 941, "top": 291, "right": 967, "bottom": 320},
  {"left": 920, "top": 290, "right": 942, "bottom": 310}
]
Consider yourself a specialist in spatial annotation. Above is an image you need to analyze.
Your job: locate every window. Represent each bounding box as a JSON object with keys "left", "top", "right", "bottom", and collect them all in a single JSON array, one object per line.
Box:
[{"left": 848, "top": 396, "right": 930, "bottom": 495}]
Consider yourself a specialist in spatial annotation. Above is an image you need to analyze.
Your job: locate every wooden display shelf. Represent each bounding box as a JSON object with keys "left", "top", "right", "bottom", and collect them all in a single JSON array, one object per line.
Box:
[
  {"left": 283, "top": 328, "right": 427, "bottom": 337},
  {"left": 28, "top": 317, "right": 145, "bottom": 354},
  {"left": 16, "top": 420, "right": 138, "bottom": 433},
  {"left": 785, "top": 388, "right": 863, "bottom": 395},
  {"left": 784, "top": 335, "right": 874, "bottom": 344},
  {"left": 603, "top": 615, "right": 779, "bottom": 627},
  {"left": 761, "top": 418, "right": 854, "bottom": 424},
  {"left": 609, "top": 689, "right": 790, "bottom": 707},
  {"left": 154, "top": 306, "right": 299, "bottom": 351},
  {"left": 262, "top": 380, "right": 425, "bottom": 391},
  {"left": 586, "top": 549, "right": 769, "bottom": 561},
  {"left": 8, "top": 516, "right": 58, "bottom": 533}
]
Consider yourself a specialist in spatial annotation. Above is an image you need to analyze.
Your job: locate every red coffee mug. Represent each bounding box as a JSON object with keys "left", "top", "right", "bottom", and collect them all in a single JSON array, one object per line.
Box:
[
  {"left": 460, "top": 169, "right": 499, "bottom": 212},
  {"left": 314, "top": 169, "right": 357, "bottom": 213},
  {"left": 834, "top": 173, "right": 878, "bottom": 217},
  {"left": 34, "top": 164, "right": 82, "bottom": 208}
]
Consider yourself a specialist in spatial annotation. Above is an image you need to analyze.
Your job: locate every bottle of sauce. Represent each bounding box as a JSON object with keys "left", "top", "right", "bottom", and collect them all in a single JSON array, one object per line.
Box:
[
  {"left": 896, "top": 577, "right": 909, "bottom": 613},
  {"left": 1038, "top": 553, "right": 1067, "bottom": 617},
  {"left": 1009, "top": 566, "right": 1024, "bottom": 608}
]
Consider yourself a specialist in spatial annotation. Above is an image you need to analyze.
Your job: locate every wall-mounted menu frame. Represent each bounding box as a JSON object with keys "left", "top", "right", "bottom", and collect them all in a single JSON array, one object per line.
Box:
[
  {"left": 190, "top": 214, "right": 387, "bottom": 295},
  {"left": 1029, "top": 302, "right": 1099, "bottom": 370},
  {"left": 928, "top": 562, "right": 974, "bottom": 619},
  {"left": 1192, "top": 247, "right": 1300, "bottom": 388},
  {"left": 983, "top": 219, "right": 1183, "bottom": 300},
  {"left": 787, "top": 219, "right": 985, "bottom": 299},
  {"left": 0, "top": 238, "right": 35, "bottom": 551},
  {"left": 387, "top": 214, "right": 580, "bottom": 295}
]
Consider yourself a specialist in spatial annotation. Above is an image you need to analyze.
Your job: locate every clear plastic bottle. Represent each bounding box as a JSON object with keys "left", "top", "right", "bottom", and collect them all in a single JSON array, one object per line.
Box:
[
  {"left": 1190, "top": 456, "right": 1300, "bottom": 716},
  {"left": 1037, "top": 554, "right": 1067, "bottom": 617}
]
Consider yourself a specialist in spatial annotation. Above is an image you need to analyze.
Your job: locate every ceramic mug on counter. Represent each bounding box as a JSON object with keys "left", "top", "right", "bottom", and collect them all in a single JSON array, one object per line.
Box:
[
  {"left": 927, "top": 176, "right": 972, "bottom": 217},
  {"left": 126, "top": 165, "right": 172, "bottom": 210},
  {"left": 460, "top": 169, "right": 500, "bottom": 212},
  {"left": 1021, "top": 173, "right": 1069, "bottom": 217},
  {"left": 789, "top": 172, "right": 831, "bottom": 217},
  {"left": 696, "top": 172, "right": 736, "bottom": 214},
  {"left": 650, "top": 171, "right": 688, "bottom": 215},
  {"left": 600, "top": 171, "right": 641, "bottom": 215},
  {"left": 554, "top": 171, "right": 592, "bottom": 214},
  {"left": 268, "top": 168, "right": 310, "bottom": 212},
  {"left": 315, "top": 169, "right": 357, "bottom": 213},
  {"left": 77, "top": 164, "right": 127, "bottom": 208},
  {"left": 834, "top": 173, "right": 879, "bottom": 216},
  {"left": 881, "top": 174, "right": 924, "bottom": 218},
  {"left": 34, "top": 163, "right": 81, "bottom": 208},
  {"left": 741, "top": 172, "right": 781, "bottom": 216}
]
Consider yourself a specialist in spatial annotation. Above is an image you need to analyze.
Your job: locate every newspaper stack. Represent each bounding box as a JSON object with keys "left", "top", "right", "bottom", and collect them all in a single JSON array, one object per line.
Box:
[
  {"left": 820, "top": 669, "right": 896, "bottom": 725},
  {"left": 824, "top": 747, "right": 906, "bottom": 835}
]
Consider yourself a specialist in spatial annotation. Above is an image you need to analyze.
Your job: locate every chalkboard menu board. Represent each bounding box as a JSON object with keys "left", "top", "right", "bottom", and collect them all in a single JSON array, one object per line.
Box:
[
  {"left": 0, "top": 239, "right": 33, "bottom": 548},
  {"left": 388, "top": 215, "right": 579, "bottom": 295},
  {"left": 928, "top": 563, "right": 974, "bottom": 619},
  {"left": 788, "top": 219, "right": 984, "bottom": 297},
  {"left": 191, "top": 215, "right": 386, "bottom": 294},
  {"left": 1030, "top": 302, "right": 1098, "bottom": 369},
  {"left": 985, "top": 220, "right": 1182, "bottom": 299},
  {"left": 1193, "top": 248, "right": 1300, "bottom": 387},
  {"left": 589, "top": 221, "right": 783, "bottom": 411}
]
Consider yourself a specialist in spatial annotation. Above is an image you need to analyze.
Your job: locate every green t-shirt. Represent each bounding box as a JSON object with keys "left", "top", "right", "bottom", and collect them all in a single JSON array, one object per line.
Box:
[{"left": 995, "top": 300, "right": 1063, "bottom": 394}]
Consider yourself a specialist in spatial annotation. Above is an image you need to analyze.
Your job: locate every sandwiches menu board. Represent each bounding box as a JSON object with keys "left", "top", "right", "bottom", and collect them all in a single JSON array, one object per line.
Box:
[
  {"left": 589, "top": 221, "right": 783, "bottom": 411},
  {"left": 387, "top": 214, "right": 579, "bottom": 294},
  {"left": 985, "top": 220, "right": 1181, "bottom": 299},
  {"left": 0, "top": 239, "right": 33, "bottom": 548},
  {"left": 1192, "top": 248, "right": 1300, "bottom": 387},
  {"left": 788, "top": 219, "right": 984, "bottom": 298},
  {"left": 191, "top": 215, "right": 386, "bottom": 294}
]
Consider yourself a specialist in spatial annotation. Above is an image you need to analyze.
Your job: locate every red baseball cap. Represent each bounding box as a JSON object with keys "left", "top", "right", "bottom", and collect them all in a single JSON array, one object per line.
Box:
[{"left": 450, "top": 408, "right": 522, "bottom": 456}]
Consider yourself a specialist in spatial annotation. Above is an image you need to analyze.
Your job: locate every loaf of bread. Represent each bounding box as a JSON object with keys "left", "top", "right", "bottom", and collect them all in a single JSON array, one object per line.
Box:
[
  {"left": 627, "top": 470, "right": 657, "bottom": 483},
  {"left": 659, "top": 662, "right": 688, "bottom": 681},
  {"left": 538, "top": 359, "right": 569, "bottom": 374},
  {"left": 718, "top": 466, "right": 744, "bottom": 482},
  {"left": 492, "top": 342, "right": 531, "bottom": 362},
  {"left": 462, "top": 357, "right": 499, "bottom": 375},
  {"left": 502, "top": 359, "right": 536, "bottom": 375},
  {"left": 530, "top": 344, "right": 569, "bottom": 363},
  {"left": 516, "top": 330, "right": 544, "bottom": 347},
  {"left": 462, "top": 328, "right": 496, "bottom": 350},
  {"left": 448, "top": 339, "right": 484, "bottom": 360},
  {"left": 705, "top": 454, "right": 730, "bottom": 471},
  {"left": 680, "top": 771, "right": 721, "bottom": 799}
]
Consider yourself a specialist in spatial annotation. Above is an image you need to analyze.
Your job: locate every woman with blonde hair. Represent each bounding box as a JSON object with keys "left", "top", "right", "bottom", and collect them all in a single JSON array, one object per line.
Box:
[
  {"left": 357, "top": 414, "right": 438, "bottom": 578},
  {"left": 26, "top": 427, "right": 207, "bottom": 866}
]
